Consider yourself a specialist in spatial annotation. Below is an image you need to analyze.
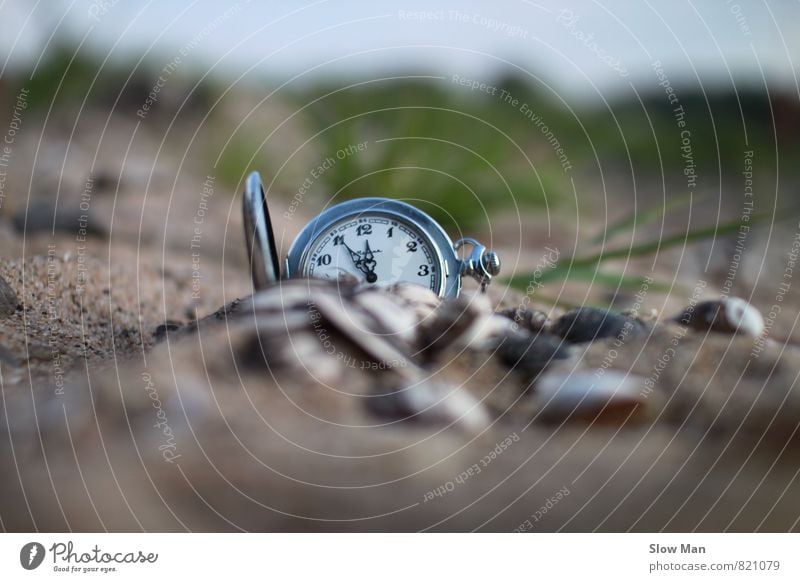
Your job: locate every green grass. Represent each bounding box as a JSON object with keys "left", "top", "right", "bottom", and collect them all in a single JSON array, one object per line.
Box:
[
  {"left": 285, "top": 79, "right": 571, "bottom": 229},
  {"left": 506, "top": 195, "right": 797, "bottom": 306},
  {"left": 285, "top": 78, "right": 794, "bottom": 230}
]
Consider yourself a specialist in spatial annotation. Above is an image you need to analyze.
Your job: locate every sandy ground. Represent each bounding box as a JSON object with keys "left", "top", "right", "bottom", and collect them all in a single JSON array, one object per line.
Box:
[{"left": 1, "top": 106, "right": 800, "bottom": 532}]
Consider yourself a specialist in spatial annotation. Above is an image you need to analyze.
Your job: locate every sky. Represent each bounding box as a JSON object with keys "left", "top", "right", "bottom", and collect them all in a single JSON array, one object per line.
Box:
[{"left": 1, "top": 0, "right": 798, "bottom": 104}]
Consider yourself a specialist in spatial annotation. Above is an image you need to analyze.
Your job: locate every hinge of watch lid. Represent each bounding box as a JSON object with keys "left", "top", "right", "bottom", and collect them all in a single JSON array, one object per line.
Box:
[{"left": 454, "top": 237, "right": 501, "bottom": 291}]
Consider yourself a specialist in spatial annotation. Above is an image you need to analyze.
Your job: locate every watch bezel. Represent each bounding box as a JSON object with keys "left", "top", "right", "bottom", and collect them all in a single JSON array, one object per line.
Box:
[{"left": 285, "top": 198, "right": 461, "bottom": 298}]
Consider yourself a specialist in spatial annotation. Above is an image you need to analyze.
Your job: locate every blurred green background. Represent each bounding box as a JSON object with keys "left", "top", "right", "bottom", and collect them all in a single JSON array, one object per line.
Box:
[{"left": 9, "top": 43, "right": 798, "bottom": 231}]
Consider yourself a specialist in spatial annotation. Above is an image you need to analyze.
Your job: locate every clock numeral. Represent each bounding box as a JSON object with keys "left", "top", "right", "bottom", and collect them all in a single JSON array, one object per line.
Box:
[
  {"left": 406, "top": 241, "right": 418, "bottom": 252},
  {"left": 333, "top": 235, "right": 344, "bottom": 246},
  {"left": 387, "top": 227, "right": 394, "bottom": 238},
  {"left": 316, "top": 254, "right": 332, "bottom": 266},
  {"left": 356, "top": 224, "right": 372, "bottom": 236},
  {"left": 417, "top": 264, "right": 430, "bottom": 276}
]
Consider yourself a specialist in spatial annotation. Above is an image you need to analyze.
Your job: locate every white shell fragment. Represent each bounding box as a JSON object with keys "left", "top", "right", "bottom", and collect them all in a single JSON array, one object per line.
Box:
[
  {"left": 404, "top": 381, "right": 490, "bottom": 433},
  {"left": 675, "top": 297, "right": 765, "bottom": 337},
  {"left": 309, "top": 292, "right": 415, "bottom": 379},
  {"left": 368, "top": 380, "right": 490, "bottom": 433},
  {"left": 535, "top": 370, "right": 646, "bottom": 422},
  {"left": 242, "top": 278, "right": 334, "bottom": 314},
  {"left": 352, "top": 289, "right": 420, "bottom": 346},
  {"left": 384, "top": 282, "right": 442, "bottom": 322}
]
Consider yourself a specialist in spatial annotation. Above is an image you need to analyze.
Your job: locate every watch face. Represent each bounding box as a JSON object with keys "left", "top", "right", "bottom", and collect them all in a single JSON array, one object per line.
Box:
[{"left": 303, "top": 214, "right": 441, "bottom": 292}]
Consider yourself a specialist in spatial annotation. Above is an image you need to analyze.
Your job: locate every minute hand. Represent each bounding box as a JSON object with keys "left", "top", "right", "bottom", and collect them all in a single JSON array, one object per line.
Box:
[{"left": 361, "top": 240, "right": 378, "bottom": 283}]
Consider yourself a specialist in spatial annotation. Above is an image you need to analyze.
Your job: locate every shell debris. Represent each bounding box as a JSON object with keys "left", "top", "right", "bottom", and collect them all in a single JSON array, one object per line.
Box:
[
  {"left": 673, "top": 297, "right": 765, "bottom": 337},
  {"left": 535, "top": 370, "right": 647, "bottom": 424},
  {"left": 219, "top": 279, "right": 494, "bottom": 431}
]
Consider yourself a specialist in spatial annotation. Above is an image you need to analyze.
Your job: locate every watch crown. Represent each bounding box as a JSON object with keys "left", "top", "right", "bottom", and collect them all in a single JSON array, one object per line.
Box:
[
  {"left": 454, "top": 238, "right": 500, "bottom": 292},
  {"left": 482, "top": 251, "right": 501, "bottom": 276}
]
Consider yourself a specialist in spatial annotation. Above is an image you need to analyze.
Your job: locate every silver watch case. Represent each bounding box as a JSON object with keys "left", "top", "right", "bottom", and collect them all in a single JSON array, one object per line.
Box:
[{"left": 285, "top": 197, "right": 461, "bottom": 298}]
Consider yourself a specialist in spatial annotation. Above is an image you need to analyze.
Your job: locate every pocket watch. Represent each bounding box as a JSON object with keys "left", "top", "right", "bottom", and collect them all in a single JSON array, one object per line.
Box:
[{"left": 242, "top": 171, "right": 500, "bottom": 298}]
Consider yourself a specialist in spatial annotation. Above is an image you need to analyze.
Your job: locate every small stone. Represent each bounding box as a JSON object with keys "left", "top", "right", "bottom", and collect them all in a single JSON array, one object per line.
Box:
[
  {"left": 673, "top": 297, "right": 764, "bottom": 336},
  {"left": 535, "top": 370, "right": 646, "bottom": 423},
  {"left": 91, "top": 172, "right": 118, "bottom": 192},
  {"left": 0, "top": 275, "right": 18, "bottom": 317},
  {"left": 154, "top": 321, "right": 183, "bottom": 341},
  {"left": 498, "top": 306, "right": 548, "bottom": 333},
  {"left": 25, "top": 342, "right": 53, "bottom": 361},
  {"left": 11, "top": 200, "right": 106, "bottom": 236},
  {"left": 496, "top": 332, "right": 572, "bottom": 381},
  {"left": 550, "top": 307, "right": 646, "bottom": 344},
  {"left": 0, "top": 343, "right": 20, "bottom": 368},
  {"left": 457, "top": 314, "right": 518, "bottom": 352}
]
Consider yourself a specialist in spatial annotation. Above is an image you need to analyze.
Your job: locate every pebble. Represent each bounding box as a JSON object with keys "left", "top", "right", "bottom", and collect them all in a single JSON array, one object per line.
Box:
[
  {"left": 498, "top": 306, "right": 549, "bottom": 333},
  {"left": 673, "top": 297, "right": 764, "bottom": 337},
  {"left": 496, "top": 332, "right": 572, "bottom": 381},
  {"left": 535, "top": 370, "right": 646, "bottom": 423},
  {"left": 0, "top": 275, "right": 18, "bottom": 317},
  {"left": 550, "top": 307, "right": 646, "bottom": 344},
  {"left": 0, "top": 343, "right": 20, "bottom": 368},
  {"left": 24, "top": 342, "right": 53, "bottom": 361},
  {"left": 154, "top": 321, "right": 183, "bottom": 341},
  {"left": 11, "top": 200, "right": 106, "bottom": 236}
]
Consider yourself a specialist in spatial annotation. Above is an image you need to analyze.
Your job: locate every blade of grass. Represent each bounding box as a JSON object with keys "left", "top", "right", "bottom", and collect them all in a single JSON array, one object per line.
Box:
[
  {"left": 590, "top": 190, "right": 698, "bottom": 244},
  {"left": 507, "top": 266, "right": 675, "bottom": 293},
  {"left": 507, "top": 206, "right": 795, "bottom": 290},
  {"left": 572, "top": 207, "right": 790, "bottom": 267}
]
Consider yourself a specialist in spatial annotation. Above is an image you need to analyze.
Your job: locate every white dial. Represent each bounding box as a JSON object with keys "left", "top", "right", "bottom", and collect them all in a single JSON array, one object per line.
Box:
[{"left": 304, "top": 215, "right": 441, "bottom": 292}]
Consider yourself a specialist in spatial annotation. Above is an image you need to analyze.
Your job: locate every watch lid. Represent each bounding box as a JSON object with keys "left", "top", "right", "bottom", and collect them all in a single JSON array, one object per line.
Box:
[{"left": 242, "top": 171, "right": 281, "bottom": 290}]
